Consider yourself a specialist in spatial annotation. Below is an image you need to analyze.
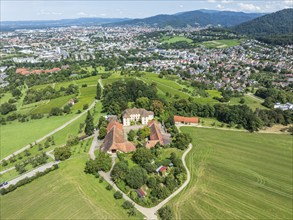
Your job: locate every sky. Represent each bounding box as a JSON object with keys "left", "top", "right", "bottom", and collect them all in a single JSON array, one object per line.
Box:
[{"left": 1, "top": 0, "right": 292, "bottom": 21}]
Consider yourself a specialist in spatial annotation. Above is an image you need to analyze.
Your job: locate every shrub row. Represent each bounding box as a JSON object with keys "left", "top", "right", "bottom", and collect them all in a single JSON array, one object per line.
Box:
[{"left": 0, "top": 164, "right": 59, "bottom": 195}]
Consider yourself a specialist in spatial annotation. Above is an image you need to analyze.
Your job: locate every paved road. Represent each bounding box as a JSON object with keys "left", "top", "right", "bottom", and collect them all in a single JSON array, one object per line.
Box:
[
  {"left": 1, "top": 100, "right": 97, "bottom": 162},
  {"left": 89, "top": 130, "right": 99, "bottom": 160},
  {"left": 2, "top": 161, "right": 59, "bottom": 188},
  {"left": 99, "top": 143, "right": 193, "bottom": 220}
]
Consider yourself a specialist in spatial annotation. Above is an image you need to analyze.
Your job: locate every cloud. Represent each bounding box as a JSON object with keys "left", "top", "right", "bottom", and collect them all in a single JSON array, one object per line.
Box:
[
  {"left": 78, "top": 12, "right": 87, "bottom": 16},
  {"left": 238, "top": 3, "right": 261, "bottom": 11},
  {"left": 179, "top": 5, "right": 184, "bottom": 8},
  {"left": 216, "top": 4, "right": 224, "bottom": 9},
  {"left": 221, "top": 0, "right": 233, "bottom": 4},
  {"left": 284, "top": 0, "right": 293, "bottom": 6},
  {"left": 207, "top": 0, "right": 217, "bottom": 3},
  {"left": 37, "top": 10, "right": 62, "bottom": 16}
]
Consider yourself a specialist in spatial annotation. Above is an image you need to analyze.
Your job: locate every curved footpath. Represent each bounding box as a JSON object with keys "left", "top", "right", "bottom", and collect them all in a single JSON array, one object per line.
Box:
[
  {"left": 1, "top": 100, "right": 97, "bottom": 163},
  {"left": 99, "top": 143, "right": 193, "bottom": 220}
]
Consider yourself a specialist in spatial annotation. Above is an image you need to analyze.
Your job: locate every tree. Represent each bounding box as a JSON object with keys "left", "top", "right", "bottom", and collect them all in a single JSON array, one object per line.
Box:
[
  {"left": 1, "top": 159, "right": 8, "bottom": 167},
  {"left": 151, "top": 100, "right": 164, "bottom": 116},
  {"left": 158, "top": 206, "right": 173, "bottom": 220},
  {"left": 125, "top": 166, "right": 148, "bottom": 189},
  {"left": 0, "top": 103, "right": 17, "bottom": 115},
  {"left": 239, "top": 98, "right": 245, "bottom": 104},
  {"left": 113, "top": 191, "right": 123, "bottom": 199},
  {"left": 122, "top": 201, "right": 134, "bottom": 209},
  {"left": 54, "top": 146, "right": 71, "bottom": 161},
  {"left": 84, "top": 152, "right": 112, "bottom": 173},
  {"left": 84, "top": 111, "right": 94, "bottom": 136},
  {"left": 111, "top": 161, "right": 129, "bottom": 182},
  {"left": 66, "top": 135, "right": 79, "bottom": 146},
  {"left": 98, "top": 127, "right": 107, "bottom": 140},
  {"left": 50, "top": 107, "right": 63, "bottom": 116},
  {"left": 132, "top": 148, "right": 154, "bottom": 166},
  {"left": 135, "top": 97, "right": 150, "bottom": 109},
  {"left": 96, "top": 82, "right": 102, "bottom": 99},
  {"left": 173, "top": 133, "right": 192, "bottom": 150},
  {"left": 12, "top": 88, "right": 22, "bottom": 97},
  {"left": 128, "top": 130, "right": 136, "bottom": 141},
  {"left": 97, "top": 116, "right": 107, "bottom": 129},
  {"left": 137, "top": 126, "right": 150, "bottom": 141}
]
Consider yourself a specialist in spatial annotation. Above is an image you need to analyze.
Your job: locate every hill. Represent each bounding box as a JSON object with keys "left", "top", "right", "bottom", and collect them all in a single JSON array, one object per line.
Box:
[
  {"left": 233, "top": 8, "right": 293, "bottom": 35},
  {"left": 0, "top": 17, "right": 130, "bottom": 31},
  {"left": 109, "top": 10, "right": 263, "bottom": 28}
]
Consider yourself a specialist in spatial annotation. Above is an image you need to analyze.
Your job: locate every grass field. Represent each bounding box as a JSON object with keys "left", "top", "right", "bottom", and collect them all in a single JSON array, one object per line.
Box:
[
  {"left": 161, "top": 36, "right": 193, "bottom": 44},
  {"left": 230, "top": 94, "right": 267, "bottom": 110},
  {"left": 169, "top": 127, "right": 293, "bottom": 219},
  {"left": 0, "top": 156, "right": 143, "bottom": 219},
  {"left": 1, "top": 114, "right": 75, "bottom": 159},
  {"left": 199, "top": 39, "right": 242, "bottom": 49}
]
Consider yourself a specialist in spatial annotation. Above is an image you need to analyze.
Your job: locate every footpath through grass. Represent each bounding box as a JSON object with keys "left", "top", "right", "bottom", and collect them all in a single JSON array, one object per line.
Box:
[
  {"left": 0, "top": 156, "right": 143, "bottom": 219},
  {"left": 169, "top": 127, "right": 293, "bottom": 219},
  {"left": 1, "top": 114, "right": 75, "bottom": 159}
]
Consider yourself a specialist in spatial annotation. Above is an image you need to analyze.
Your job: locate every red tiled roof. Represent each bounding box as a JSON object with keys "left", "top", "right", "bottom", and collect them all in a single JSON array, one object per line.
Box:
[{"left": 174, "top": 116, "right": 199, "bottom": 124}]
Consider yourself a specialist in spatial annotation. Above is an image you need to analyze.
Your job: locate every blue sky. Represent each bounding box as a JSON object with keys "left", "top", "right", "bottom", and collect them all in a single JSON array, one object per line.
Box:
[{"left": 1, "top": 0, "right": 292, "bottom": 21}]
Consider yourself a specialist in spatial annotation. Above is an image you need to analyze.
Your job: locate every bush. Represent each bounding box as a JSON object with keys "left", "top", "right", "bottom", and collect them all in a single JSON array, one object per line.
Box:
[
  {"left": 1, "top": 159, "right": 8, "bottom": 167},
  {"left": 54, "top": 146, "right": 72, "bottom": 161},
  {"left": 106, "top": 184, "right": 113, "bottom": 191},
  {"left": 122, "top": 201, "right": 134, "bottom": 209},
  {"left": 158, "top": 206, "right": 173, "bottom": 220},
  {"left": 99, "top": 177, "right": 104, "bottom": 183},
  {"left": 113, "top": 191, "right": 123, "bottom": 199}
]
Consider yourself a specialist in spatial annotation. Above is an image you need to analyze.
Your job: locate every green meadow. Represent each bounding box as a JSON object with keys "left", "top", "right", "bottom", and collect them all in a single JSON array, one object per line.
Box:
[
  {"left": 169, "top": 127, "right": 293, "bottom": 219},
  {"left": 0, "top": 156, "right": 143, "bottom": 219},
  {"left": 0, "top": 114, "right": 74, "bottom": 159},
  {"left": 161, "top": 36, "right": 193, "bottom": 44},
  {"left": 199, "top": 39, "right": 242, "bottom": 49}
]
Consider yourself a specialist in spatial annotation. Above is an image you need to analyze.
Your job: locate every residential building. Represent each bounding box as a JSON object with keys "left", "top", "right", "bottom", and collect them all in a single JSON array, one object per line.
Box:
[{"left": 122, "top": 108, "right": 154, "bottom": 126}]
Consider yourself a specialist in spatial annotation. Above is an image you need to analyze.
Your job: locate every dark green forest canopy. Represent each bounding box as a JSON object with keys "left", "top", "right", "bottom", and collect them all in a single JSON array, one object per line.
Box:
[{"left": 102, "top": 79, "right": 157, "bottom": 115}]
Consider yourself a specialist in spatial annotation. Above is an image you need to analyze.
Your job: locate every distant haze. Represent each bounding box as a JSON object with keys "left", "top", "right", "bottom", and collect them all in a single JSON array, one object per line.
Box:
[{"left": 1, "top": 0, "right": 292, "bottom": 21}]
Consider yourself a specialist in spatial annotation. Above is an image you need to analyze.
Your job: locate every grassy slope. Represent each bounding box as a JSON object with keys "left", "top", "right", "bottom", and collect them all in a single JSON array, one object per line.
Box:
[
  {"left": 170, "top": 127, "right": 292, "bottom": 219},
  {"left": 1, "top": 114, "right": 74, "bottom": 159},
  {"left": 0, "top": 156, "right": 143, "bottom": 219},
  {"left": 199, "top": 39, "right": 242, "bottom": 49},
  {"left": 161, "top": 36, "right": 193, "bottom": 44}
]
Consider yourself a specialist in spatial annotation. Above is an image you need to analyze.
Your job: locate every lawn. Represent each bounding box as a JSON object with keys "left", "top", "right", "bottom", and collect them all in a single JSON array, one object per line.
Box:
[
  {"left": 71, "top": 86, "right": 96, "bottom": 112},
  {"left": 230, "top": 94, "right": 267, "bottom": 110},
  {"left": 0, "top": 156, "right": 143, "bottom": 219},
  {"left": 161, "top": 36, "right": 193, "bottom": 44},
  {"left": 199, "top": 39, "right": 242, "bottom": 49},
  {"left": 32, "top": 95, "right": 74, "bottom": 114},
  {"left": 169, "top": 127, "right": 293, "bottom": 219},
  {"left": 0, "top": 114, "right": 75, "bottom": 159}
]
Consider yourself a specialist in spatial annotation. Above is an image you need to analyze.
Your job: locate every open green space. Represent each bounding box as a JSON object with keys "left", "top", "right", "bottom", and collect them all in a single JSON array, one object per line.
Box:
[
  {"left": 1, "top": 114, "right": 75, "bottom": 159},
  {"left": 169, "top": 127, "right": 293, "bottom": 219},
  {"left": 0, "top": 156, "right": 143, "bottom": 219},
  {"left": 230, "top": 95, "right": 267, "bottom": 110},
  {"left": 198, "top": 39, "right": 242, "bottom": 49},
  {"left": 32, "top": 95, "right": 74, "bottom": 114},
  {"left": 161, "top": 36, "right": 193, "bottom": 44}
]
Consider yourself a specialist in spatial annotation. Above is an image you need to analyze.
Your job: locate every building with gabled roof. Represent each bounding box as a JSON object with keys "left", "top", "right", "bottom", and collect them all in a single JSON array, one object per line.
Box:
[
  {"left": 145, "top": 120, "right": 171, "bottom": 149},
  {"left": 174, "top": 115, "right": 199, "bottom": 124},
  {"left": 122, "top": 108, "right": 154, "bottom": 126},
  {"left": 101, "top": 120, "right": 136, "bottom": 153}
]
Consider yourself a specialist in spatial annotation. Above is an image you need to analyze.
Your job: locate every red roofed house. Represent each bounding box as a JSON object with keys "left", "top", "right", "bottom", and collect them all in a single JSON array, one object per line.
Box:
[
  {"left": 145, "top": 120, "right": 171, "bottom": 149},
  {"left": 174, "top": 116, "right": 199, "bottom": 125},
  {"left": 101, "top": 119, "right": 136, "bottom": 154}
]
